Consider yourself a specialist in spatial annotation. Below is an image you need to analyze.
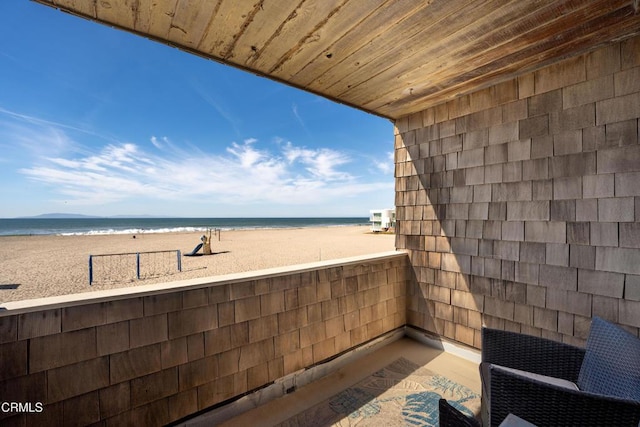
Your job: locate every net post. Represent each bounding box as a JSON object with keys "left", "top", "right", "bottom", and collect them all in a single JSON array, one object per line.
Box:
[
  {"left": 89, "top": 255, "right": 93, "bottom": 286},
  {"left": 136, "top": 252, "right": 141, "bottom": 279},
  {"left": 177, "top": 250, "right": 182, "bottom": 272}
]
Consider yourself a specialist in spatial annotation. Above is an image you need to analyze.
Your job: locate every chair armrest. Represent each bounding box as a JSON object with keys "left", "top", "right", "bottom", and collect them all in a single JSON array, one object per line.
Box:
[
  {"left": 482, "top": 327, "right": 585, "bottom": 381},
  {"left": 488, "top": 366, "right": 640, "bottom": 427},
  {"left": 438, "top": 398, "right": 480, "bottom": 427}
]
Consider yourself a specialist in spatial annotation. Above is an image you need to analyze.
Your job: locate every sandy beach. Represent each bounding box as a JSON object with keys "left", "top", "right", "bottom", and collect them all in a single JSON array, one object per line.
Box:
[{"left": 0, "top": 226, "right": 395, "bottom": 303}]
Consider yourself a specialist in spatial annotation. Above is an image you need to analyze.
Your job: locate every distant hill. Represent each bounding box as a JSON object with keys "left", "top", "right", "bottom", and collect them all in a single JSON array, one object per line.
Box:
[
  {"left": 23, "top": 213, "right": 101, "bottom": 219},
  {"left": 109, "top": 214, "right": 156, "bottom": 218}
]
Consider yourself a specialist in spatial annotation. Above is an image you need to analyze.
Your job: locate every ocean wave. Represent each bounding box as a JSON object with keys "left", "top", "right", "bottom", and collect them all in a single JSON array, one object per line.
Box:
[
  {"left": 0, "top": 218, "right": 370, "bottom": 237},
  {"left": 59, "top": 226, "right": 211, "bottom": 236},
  {"left": 55, "top": 223, "right": 368, "bottom": 236}
]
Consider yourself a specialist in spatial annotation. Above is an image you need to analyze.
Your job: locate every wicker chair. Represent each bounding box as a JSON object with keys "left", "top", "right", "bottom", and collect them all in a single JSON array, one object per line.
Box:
[
  {"left": 481, "top": 326, "right": 640, "bottom": 427},
  {"left": 438, "top": 398, "right": 480, "bottom": 427}
]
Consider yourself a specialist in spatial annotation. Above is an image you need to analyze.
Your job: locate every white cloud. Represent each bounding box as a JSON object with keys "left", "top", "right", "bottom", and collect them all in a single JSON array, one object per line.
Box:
[
  {"left": 0, "top": 106, "right": 116, "bottom": 149},
  {"left": 226, "top": 139, "right": 266, "bottom": 168},
  {"left": 188, "top": 78, "right": 242, "bottom": 136},
  {"left": 150, "top": 136, "right": 163, "bottom": 149},
  {"left": 292, "top": 102, "right": 309, "bottom": 134},
  {"left": 19, "top": 136, "right": 393, "bottom": 211},
  {"left": 282, "top": 142, "right": 352, "bottom": 181},
  {"left": 372, "top": 151, "right": 394, "bottom": 175}
]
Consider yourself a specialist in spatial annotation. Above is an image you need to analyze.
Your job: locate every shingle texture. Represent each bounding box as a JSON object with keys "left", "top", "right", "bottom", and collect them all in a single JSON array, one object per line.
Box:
[{"left": 397, "top": 35, "right": 640, "bottom": 346}]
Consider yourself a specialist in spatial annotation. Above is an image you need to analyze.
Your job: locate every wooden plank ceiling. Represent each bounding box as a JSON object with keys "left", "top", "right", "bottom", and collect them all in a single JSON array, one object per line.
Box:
[{"left": 36, "top": 0, "right": 640, "bottom": 119}]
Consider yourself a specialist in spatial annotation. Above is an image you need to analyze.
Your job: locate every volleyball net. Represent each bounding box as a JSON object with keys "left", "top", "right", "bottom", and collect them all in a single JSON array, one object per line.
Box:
[{"left": 89, "top": 250, "right": 182, "bottom": 285}]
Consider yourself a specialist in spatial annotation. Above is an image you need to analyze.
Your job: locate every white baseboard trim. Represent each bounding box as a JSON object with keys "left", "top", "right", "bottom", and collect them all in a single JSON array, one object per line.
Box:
[{"left": 404, "top": 326, "right": 481, "bottom": 364}]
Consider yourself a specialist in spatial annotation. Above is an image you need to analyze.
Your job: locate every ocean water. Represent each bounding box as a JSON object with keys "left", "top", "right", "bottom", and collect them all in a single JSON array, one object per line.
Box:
[{"left": 0, "top": 217, "right": 369, "bottom": 237}]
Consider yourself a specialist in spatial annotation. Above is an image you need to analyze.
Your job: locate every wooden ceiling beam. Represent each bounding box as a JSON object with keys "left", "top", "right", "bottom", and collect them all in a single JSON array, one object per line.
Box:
[
  {"left": 32, "top": 0, "right": 640, "bottom": 119},
  {"left": 341, "top": 0, "right": 608, "bottom": 109},
  {"left": 377, "top": 7, "right": 640, "bottom": 117},
  {"left": 354, "top": 0, "right": 633, "bottom": 115}
]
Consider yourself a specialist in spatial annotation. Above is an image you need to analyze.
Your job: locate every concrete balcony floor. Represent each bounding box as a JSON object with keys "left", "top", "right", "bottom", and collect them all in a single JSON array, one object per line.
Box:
[{"left": 180, "top": 331, "right": 481, "bottom": 426}]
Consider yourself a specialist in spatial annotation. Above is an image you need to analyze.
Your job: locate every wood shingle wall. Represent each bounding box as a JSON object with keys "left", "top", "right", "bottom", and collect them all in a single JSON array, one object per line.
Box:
[
  {"left": 0, "top": 254, "right": 408, "bottom": 425},
  {"left": 395, "top": 35, "right": 640, "bottom": 348}
]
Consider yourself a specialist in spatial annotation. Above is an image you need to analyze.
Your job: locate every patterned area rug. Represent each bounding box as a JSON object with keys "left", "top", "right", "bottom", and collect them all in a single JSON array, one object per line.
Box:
[{"left": 277, "top": 357, "right": 480, "bottom": 426}]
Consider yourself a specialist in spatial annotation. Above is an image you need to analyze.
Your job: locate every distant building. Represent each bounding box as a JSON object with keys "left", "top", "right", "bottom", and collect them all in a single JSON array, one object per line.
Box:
[{"left": 369, "top": 209, "right": 396, "bottom": 232}]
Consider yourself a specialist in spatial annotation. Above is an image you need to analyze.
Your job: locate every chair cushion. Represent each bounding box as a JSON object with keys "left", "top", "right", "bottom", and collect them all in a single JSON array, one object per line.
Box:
[
  {"left": 577, "top": 317, "right": 640, "bottom": 401},
  {"left": 485, "top": 363, "right": 579, "bottom": 391},
  {"left": 480, "top": 362, "right": 579, "bottom": 426}
]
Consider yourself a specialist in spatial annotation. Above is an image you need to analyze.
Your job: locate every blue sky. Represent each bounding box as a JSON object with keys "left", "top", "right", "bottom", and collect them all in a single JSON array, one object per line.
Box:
[{"left": 0, "top": 1, "right": 394, "bottom": 218}]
